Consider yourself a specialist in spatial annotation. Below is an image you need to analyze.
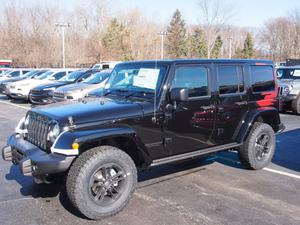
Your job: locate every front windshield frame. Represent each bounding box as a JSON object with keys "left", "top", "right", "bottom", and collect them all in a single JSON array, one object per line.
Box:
[
  {"left": 277, "top": 68, "right": 300, "bottom": 79},
  {"left": 58, "top": 70, "right": 87, "bottom": 82},
  {"left": 105, "top": 63, "right": 169, "bottom": 98}
]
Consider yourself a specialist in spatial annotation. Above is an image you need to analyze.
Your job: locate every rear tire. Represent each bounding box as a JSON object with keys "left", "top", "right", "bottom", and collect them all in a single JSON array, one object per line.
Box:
[
  {"left": 238, "top": 122, "right": 275, "bottom": 170},
  {"left": 291, "top": 95, "right": 300, "bottom": 115},
  {"left": 66, "top": 146, "right": 137, "bottom": 220}
]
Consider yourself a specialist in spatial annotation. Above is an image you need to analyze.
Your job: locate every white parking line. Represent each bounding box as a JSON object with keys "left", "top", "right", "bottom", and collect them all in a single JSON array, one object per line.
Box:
[
  {"left": 263, "top": 167, "right": 300, "bottom": 180},
  {"left": 0, "top": 100, "right": 30, "bottom": 110},
  {"left": 215, "top": 156, "right": 300, "bottom": 180}
]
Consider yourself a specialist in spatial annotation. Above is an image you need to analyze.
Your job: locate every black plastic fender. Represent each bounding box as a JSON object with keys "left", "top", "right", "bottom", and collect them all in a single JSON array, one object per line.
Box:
[
  {"left": 235, "top": 107, "right": 281, "bottom": 143},
  {"left": 51, "top": 126, "right": 152, "bottom": 166}
]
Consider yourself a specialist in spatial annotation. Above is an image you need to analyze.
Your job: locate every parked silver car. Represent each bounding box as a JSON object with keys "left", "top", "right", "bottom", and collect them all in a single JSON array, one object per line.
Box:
[
  {"left": 53, "top": 69, "right": 111, "bottom": 101},
  {"left": 277, "top": 66, "right": 300, "bottom": 114}
]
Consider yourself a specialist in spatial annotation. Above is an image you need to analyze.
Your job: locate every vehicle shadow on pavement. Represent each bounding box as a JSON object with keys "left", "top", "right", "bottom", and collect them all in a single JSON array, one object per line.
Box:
[
  {"left": 5, "top": 165, "right": 61, "bottom": 198},
  {"left": 214, "top": 128, "right": 300, "bottom": 173},
  {"left": 273, "top": 128, "right": 300, "bottom": 172},
  {"left": 138, "top": 156, "right": 214, "bottom": 186}
]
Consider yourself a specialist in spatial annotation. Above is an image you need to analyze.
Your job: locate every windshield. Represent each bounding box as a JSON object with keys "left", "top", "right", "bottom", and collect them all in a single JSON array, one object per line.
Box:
[
  {"left": 83, "top": 71, "right": 111, "bottom": 84},
  {"left": 105, "top": 64, "right": 167, "bottom": 94},
  {"left": 277, "top": 68, "right": 300, "bottom": 79},
  {"left": 58, "top": 70, "right": 86, "bottom": 82},
  {"left": 38, "top": 70, "right": 55, "bottom": 80}
]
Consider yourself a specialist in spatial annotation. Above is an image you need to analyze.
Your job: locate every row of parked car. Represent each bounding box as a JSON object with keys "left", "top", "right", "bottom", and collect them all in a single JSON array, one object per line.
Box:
[{"left": 0, "top": 67, "right": 113, "bottom": 104}]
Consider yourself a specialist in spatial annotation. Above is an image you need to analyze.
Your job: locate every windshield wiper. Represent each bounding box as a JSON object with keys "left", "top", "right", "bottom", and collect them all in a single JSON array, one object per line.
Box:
[{"left": 124, "top": 90, "right": 154, "bottom": 99}]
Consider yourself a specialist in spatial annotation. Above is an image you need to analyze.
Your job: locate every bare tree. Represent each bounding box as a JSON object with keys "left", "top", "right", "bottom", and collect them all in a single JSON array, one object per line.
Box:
[{"left": 197, "top": 0, "right": 235, "bottom": 58}]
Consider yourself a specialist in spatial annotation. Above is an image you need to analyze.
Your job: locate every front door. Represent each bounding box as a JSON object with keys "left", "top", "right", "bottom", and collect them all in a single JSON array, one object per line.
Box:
[{"left": 164, "top": 64, "right": 216, "bottom": 156}]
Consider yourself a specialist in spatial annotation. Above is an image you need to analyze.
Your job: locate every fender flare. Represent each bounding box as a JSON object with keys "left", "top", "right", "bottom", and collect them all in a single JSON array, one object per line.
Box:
[
  {"left": 235, "top": 107, "right": 281, "bottom": 143},
  {"left": 51, "top": 126, "right": 152, "bottom": 165}
]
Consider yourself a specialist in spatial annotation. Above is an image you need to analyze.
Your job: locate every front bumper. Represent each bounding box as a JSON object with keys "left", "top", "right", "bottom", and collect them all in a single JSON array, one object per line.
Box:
[
  {"left": 9, "top": 90, "right": 29, "bottom": 100},
  {"left": 2, "top": 134, "right": 75, "bottom": 176},
  {"left": 278, "top": 94, "right": 298, "bottom": 111}
]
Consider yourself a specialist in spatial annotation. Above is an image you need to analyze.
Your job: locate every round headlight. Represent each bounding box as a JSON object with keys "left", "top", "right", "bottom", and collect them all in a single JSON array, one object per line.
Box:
[
  {"left": 47, "top": 122, "right": 60, "bottom": 143},
  {"left": 283, "top": 86, "right": 290, "bottom": 95}
]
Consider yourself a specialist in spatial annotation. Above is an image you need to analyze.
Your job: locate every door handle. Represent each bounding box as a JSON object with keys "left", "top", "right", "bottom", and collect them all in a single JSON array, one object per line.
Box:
[{"left": 235, "top": 101, "right": 247, "bottom": 106}]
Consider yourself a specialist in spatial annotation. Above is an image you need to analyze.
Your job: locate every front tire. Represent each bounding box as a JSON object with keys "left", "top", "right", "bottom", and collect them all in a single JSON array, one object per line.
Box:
[
  {"left": 238, "top": 122, "right": 275, "bottom": 170},
  {"left": 291, "top": 95, "right": 300, "bottom": 115},
  {"left": 66, "top": 146, "right": 137, "bottom": 220}
]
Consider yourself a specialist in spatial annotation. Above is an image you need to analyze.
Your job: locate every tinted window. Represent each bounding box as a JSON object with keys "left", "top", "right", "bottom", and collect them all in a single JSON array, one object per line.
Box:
[
  {"left": 8, "top": 71, "right": 20, "bottom": 77},
  {"left": 53, "top": 72, "right": 66, "bottom": 80},
  {"left": 277, "top": 68, "right": 300, "bottom": 79},
  {"left": 217, "top": 66, "right": 244, "bottom": 95},
  {"left": 251, "top": 66, "right": 275, "bottom": 92},
  {"left": 172, "top": 66, "right": 209, "bottom": 97}
]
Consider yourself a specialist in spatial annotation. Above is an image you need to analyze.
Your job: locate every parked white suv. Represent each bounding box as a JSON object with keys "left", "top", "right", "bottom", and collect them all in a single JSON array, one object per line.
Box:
[
  {"left": 0, "top": 69, "right": 31, "bottom": 81},
  {"left": 9, "top": 69, "right": 77, "bottom": 101}
]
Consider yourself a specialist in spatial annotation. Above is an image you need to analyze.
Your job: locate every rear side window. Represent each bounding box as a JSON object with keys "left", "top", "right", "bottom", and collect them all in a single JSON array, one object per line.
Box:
[
  {"left": 172, "top": 66, "right": 209, "bottom": 98},
  {"left": 251, "top": 66, "right": 275, "bottom": 92},
  {"left": 217, "top": 66, "right": 244, "bottom": 95}
]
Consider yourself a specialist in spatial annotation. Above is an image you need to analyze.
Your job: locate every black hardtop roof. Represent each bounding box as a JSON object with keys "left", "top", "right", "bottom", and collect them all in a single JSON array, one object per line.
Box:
[{"left": 119, "top": 59, "right": 273, "bottom": 66}]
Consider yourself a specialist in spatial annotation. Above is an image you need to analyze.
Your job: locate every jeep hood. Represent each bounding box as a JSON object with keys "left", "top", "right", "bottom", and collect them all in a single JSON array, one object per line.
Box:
[{"left": 32, "top": 97, "right": 152, "bottom": 126}]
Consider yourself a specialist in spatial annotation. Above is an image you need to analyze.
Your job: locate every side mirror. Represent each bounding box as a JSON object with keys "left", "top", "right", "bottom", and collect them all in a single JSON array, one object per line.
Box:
[
  {"left": 49, "top": 77, "right": 55, "bottom": 81},
  {"left": 170, "top": 88, "right": 189, "bottom": 102}
]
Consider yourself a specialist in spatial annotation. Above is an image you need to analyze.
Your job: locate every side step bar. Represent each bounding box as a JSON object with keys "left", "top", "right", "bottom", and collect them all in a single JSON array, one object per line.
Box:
[{"left": 150, "top": 142, "right": 241, "bottom": 167}]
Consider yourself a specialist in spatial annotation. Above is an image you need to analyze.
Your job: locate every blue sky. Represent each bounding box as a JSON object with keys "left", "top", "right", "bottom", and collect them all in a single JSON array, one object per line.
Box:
[{"left": 3, "top": 0, "right": 300, "bottom": 27}]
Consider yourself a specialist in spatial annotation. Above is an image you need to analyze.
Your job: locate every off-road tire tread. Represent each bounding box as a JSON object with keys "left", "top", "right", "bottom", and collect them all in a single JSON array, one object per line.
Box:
[
  {"left": 66, "top": 146, "right": 137, "bottom": 220},
  {"left": 238, "top": 122, "right": 275, "bottom": 170}
]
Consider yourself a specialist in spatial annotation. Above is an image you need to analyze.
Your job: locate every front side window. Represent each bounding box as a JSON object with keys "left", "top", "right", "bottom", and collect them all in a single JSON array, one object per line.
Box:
[
  {"left": 171, "top": 66, "right": 209, "bottom": 98},
  {"left": 217, "top": 66, "right": 244, "bottom": 95},
  {"left": 251, "top": 66, "right": 275, "bottom": 92}
]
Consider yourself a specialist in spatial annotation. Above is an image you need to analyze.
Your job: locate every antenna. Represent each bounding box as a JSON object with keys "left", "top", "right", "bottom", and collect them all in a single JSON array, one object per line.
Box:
[{"left": 152, "top": 37, "right": 159, "bottom": 123}]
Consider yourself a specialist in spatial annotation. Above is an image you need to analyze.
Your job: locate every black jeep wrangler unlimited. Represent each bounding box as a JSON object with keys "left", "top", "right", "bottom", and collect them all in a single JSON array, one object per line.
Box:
[{"left": 2, "top": 59, "right": 284, "bottom": 219}]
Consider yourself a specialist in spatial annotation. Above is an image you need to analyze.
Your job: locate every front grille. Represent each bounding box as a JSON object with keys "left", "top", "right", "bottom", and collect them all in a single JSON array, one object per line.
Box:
[
  {"left": 30, "top": 89, "right": 42, "bottom": 95},
  {"left": 25, "top": 112, "right": 51, "bottom": 152},
  {"left": 53, "top": 91, "right": 65, "bottom": 98}
]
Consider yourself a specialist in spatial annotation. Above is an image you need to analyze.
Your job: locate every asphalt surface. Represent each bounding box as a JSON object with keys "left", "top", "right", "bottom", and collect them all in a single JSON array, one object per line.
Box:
[{"left": 0, "top": 96, "right": 299, "bottom": 225}]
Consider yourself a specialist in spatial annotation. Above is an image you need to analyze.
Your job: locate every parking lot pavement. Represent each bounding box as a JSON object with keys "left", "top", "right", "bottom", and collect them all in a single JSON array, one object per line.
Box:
[{"left": 0, "top": 99, "right": 299, "bottom": 225}]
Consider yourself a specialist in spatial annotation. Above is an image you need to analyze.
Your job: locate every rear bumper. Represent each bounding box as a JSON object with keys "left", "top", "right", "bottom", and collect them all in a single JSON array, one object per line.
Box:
[{"left": 2, "top": 134, "right": 75, "bottom": 176}]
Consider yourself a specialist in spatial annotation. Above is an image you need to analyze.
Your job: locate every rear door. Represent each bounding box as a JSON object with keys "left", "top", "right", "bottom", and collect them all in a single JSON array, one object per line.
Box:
[{"left": 215, "top": 64, "right": 248, "bottom": 144}]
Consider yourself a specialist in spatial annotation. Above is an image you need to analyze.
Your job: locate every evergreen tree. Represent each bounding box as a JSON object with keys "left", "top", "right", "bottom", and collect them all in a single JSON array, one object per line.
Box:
[
  {"left": 190, "top": 28, "right": 207, "bottom": 58},
  {"left": 241, "top": 32, "right": 255, "bottom": 58},
  {"left": 102, "top": 18, "right": 133, "bottom": 61},
  {"left": 166, "top": 9, "right": 188, "bottom": 58},
  {"left": 211, "top": 35, "right": 223, "bottom": 58}
]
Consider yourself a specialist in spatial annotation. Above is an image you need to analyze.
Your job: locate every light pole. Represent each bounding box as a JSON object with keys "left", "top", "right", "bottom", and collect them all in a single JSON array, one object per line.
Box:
[
  {"left": 55, "top": 22, "right": 71, "bottom": 68},
  {"left": 228, "top": 37, "right": 233, "bottom": 59},
  {"left": 158, "top": 31, "right": 167, "bottom": 59}
]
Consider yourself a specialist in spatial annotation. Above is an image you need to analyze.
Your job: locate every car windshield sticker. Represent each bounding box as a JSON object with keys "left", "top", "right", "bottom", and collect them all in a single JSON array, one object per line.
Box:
[
  {"left": 293, "top": 69, "right": 300, "bottom": 77},
  {"left": 133, "top": 68, "right": 160, "bottom": 90}
]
